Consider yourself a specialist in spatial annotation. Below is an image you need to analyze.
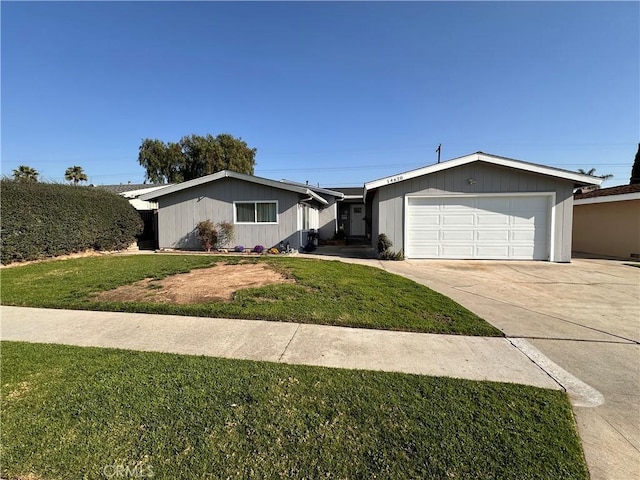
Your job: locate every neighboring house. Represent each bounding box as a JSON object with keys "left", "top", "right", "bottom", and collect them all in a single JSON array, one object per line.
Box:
[
  {"left": 98, "top": 183, "right": 171, "bottom": 249},
  {"left": 139, "top": 170, "right": 344, "bottom": 251},
  {"left": 573, "top": 184, "right": 640, "bottom": 260},
  {"left": 363, "top": 152, "right": 602, "bottom": 262}
]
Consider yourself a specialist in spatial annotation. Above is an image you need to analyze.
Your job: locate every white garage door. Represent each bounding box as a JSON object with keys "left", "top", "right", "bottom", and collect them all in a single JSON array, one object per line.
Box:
[{"left": 406, "top": 195, "right": 550, "bottom": 260}]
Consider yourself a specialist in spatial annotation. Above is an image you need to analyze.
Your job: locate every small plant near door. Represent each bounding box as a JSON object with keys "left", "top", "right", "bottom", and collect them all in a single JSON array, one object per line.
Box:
[
  {"left": 377, "top": 233, "right": 404, "bottom": 260},
  {"left": 196, "top": 220, "right": 218, "bottom": 252},
  {"left": 334, "top": 226, "right": 346, "bottom": 240}
]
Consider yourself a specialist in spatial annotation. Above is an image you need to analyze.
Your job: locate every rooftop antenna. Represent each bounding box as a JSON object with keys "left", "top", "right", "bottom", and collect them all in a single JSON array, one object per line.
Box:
[{"left": 436, "top": 144, "right": 441, "bottom": 164}]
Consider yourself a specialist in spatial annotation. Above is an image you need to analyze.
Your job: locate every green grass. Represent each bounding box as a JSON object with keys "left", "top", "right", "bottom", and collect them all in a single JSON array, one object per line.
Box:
[
  {"left": 0, "top": 254, "right": 502, "bottom": 336},
  {"left": 1, "top": 341, "right": 588, "bottom": 480}
]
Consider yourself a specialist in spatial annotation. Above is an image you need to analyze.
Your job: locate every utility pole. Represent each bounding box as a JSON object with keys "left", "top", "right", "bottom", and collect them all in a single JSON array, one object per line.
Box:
[{"left": 436, "top": 144, "right": 441, "bottom": 163}]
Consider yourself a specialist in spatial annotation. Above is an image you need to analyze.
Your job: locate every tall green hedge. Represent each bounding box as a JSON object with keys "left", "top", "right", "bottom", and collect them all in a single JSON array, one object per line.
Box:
[{"left": 1, "top": 180, "right": 143, "bottom": 265}]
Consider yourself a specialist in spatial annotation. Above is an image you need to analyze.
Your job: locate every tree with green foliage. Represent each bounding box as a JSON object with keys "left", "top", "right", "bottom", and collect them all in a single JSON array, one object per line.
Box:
[
  {"left": 138, "top": 133, "right": 257, "bottom": 184},
  {"left": 578, "top": 168, "right": 613, "bottom": 188},
  {"left": 64, "top": 165, "right": 88, "bottom": 186},
  {"left": 630, "top": 143, "right": 640, "bottom": 185},
  {"left": 12, "top": 165, "right": 39, "bottom": 182}
]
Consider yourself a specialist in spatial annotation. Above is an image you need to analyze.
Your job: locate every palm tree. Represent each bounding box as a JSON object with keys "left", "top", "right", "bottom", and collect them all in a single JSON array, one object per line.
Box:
[
  {"left": 64, "top": 166, "right": 88, "bottom": 186},
  {"left": 12, "top": 165, "right": 39, "bottom": 182},
  {"left": 578, "top": 168, "right": 613, "bottom": 188}
]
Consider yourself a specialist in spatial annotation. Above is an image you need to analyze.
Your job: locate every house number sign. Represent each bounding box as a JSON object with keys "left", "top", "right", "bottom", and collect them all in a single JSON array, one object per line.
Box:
[{"left": 385, "top": 175, "right": 404, "bottom": 184}]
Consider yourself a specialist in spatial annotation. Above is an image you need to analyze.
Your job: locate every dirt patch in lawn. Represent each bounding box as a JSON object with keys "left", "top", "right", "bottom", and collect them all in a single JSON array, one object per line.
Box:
[{"left": 94, "top": 263, "right": 294, "bottom": 304}]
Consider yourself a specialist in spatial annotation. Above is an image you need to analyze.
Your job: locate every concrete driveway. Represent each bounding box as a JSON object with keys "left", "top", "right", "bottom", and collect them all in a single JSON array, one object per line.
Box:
[{"left": 379, "top": 258, "right": 639, "bottom": 480}]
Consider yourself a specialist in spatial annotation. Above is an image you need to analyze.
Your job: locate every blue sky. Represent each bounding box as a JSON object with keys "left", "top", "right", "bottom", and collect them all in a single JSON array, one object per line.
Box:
[{"left": 2, "top": 1, "right": 638, "bottom": 187}]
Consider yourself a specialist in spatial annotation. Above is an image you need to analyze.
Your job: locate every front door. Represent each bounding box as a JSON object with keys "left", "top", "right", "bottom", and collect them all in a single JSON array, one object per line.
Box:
[{"left": 350, "top": 204, "right": 365, "bottom": 237}]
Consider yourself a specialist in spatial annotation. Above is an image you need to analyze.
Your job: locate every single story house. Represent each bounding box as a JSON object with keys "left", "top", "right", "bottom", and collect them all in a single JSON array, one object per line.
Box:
[
  {"left": 572, "top": 184, "right": 640, "bottom": 260},
  {"left": 364, "top": 152, "right": 601, "bottom": 262},
  {"left": 139, "top": 170, "right": 344, "bottom": 251},
  {"left": 138, "top": 152, "right": 603, "bottom": 262}
]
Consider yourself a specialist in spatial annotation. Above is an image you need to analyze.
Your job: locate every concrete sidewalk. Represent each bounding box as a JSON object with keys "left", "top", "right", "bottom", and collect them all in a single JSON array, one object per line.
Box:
[{"left": 1, "top": 305, "right": 562, "bottom": 390}]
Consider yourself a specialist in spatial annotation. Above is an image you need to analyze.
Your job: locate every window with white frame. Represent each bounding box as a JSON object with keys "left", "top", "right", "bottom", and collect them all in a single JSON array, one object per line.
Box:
[{"left": 234, "top": 201, "right": 278, "bottom": 224}]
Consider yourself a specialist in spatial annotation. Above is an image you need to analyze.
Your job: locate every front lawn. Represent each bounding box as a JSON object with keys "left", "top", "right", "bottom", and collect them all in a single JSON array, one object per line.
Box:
[
  {"left": 1, "top": 341, "right": 588, "bottom": 480},
  {"left": 0, "top": 254, "right": 502, "bottom": 336}
]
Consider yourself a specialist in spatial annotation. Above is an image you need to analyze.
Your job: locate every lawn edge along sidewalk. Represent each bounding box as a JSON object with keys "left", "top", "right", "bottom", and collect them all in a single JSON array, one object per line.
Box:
[{"left": 1, "top": 306, "right": 559, "bottom": 389}]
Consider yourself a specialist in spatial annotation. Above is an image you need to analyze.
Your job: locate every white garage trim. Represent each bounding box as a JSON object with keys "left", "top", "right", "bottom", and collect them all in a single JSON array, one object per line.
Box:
[{"left": 404, "top": 192, "right": 556, "bottom": 261}]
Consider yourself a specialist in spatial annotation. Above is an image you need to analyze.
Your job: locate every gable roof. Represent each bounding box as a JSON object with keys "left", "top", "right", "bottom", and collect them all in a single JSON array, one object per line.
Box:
[
  {"left": 139, "top": 170, "right": 330, "bottom": 205},
  {"left": 574, "top": 183, "right": 640, "bottom": 205},
  {"left": 363, "top": 152, "right": 603, "bottom": 198}
]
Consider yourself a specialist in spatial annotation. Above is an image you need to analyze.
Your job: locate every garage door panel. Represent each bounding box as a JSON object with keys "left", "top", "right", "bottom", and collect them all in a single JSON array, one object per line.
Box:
[
  {"left": 441, "top": 230, "right": 475, "bottom": 241},
  {"left": 476, "top": 214, "right": 511, "bottom": 226},
  {"left": 476, "top": 230, "right": 510, "bottom": 241},
  {"left": 511, "top": 230, "right": 538, "bottom": 242},
  {"left": 406, "top": 195, "right": 550, "bottom": 260},
  {"left": 476, "top": 245, "right": 511, "bottom": 258},
  {"left": 442, "top": 214, "right": 475, "bottom": 226},
  {"left": 441, "top": 245, "right": 475, "bottom": 257},
  {"left": 477, "top": 198, "right": 510, "bottom": 212},
  {"left": 511, "top": 246, "right": 539, "bottom": 258},
  {"left": 512, "top": 215, "right": 537, "bottom": 225},
  {"left": 409, "top": 215, "right": 440, "bottom": 226},
  {"left": 411, "top": 230, "right": 440, "bottom": 241},
  {"left": 407, "top": 244, "right": 440, "bottom": 257},
  {"left": 441, "top": 198, "right": 474, "bottom": 208}
]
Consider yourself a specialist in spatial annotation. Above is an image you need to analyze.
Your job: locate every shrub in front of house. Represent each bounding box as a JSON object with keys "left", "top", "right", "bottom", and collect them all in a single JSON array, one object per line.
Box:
[
  {"left": 234, "top": 245, "right": 245, "bottom": 252},
  {"left": 0, "top": 179, "right": 143, "bottom": 265},
  {"left": 377, "top": 233, "right": 393, "bottom": 254},
  {"left": 377, "top": 233, "right": 404, "bottom": 261},
  {"left": 253, "top": 245, "right": 265, "bottom": 254},
  {"left": 196, "top": 220, "right": 218, "bottom": 252},
  {"left": 216, "top": 221, "right": 235, "bottom": 249},
  {"left": 379, "top": 249, "right": 405, "bottom": 260}
]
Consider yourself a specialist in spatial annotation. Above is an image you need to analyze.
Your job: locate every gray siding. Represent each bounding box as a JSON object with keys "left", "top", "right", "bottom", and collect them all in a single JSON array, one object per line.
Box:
[
  {"left": 317, "top": 197, "right": 338, "bottom": 240},
  {"left": 157, "top": 177, "right": 308, "bottom": 250},
  {"left": 370, "top": 162, "right": 575, "bottom": 262}
]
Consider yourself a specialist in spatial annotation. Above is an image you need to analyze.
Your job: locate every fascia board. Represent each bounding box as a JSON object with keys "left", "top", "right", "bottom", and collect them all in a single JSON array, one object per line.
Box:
[
  {"left": 574, "top": 192, "right": 640, "bottom": 205},
  {"left": 121, "top": 185, "right": 172, "bottom": 198}
]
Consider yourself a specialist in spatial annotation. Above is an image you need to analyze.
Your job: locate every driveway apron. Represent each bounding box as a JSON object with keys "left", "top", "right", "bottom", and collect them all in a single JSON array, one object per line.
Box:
[{"left": 379, "top": 258, "right": 639, "bottom": 480}]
